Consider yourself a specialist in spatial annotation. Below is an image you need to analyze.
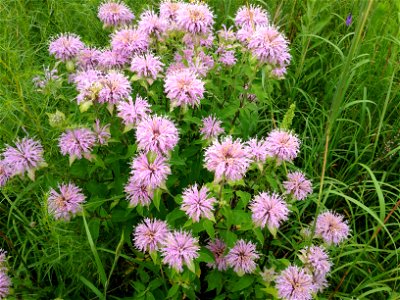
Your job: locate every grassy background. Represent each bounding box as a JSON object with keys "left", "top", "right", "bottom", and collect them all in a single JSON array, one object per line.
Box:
[{"left": 1, "top": 0, "right": 400, "bottom": 299}]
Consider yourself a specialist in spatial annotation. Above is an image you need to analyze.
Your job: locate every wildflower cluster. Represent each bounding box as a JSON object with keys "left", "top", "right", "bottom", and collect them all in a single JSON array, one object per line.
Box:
[{"left": 0, "top": 1, "right": 353, "bottom": 299}]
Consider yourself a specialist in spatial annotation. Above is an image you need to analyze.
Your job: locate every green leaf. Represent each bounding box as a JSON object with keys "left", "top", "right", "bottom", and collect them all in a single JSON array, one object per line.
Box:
[
  {"left": 153, "top": 188, "right": 162, "bottom": 211},
  {"left": 281, "top": 103, "right": 296, "bottom": 130},
  {"left": 167, "top": 285, "right": 180, "bottom": 298},
  {"left": 88, "top": 218, "right": 100, "bottom": 242},
  {"left": 253, "top": 227, "right": 264, "bottom": 246},
  {"left": 79, "top": 276, "right": 106, "bottom": 300},
  {"left": 206, "top": 270, "right": 222, "bottom": 292},
  {"left": 230, "top": 276, "right": 254, "bottom": 292},
  {"left": 236, "top": 191, "right": 252, "bottom": 209},
  {"left": 203, "top": 219, "right": 215, "bottom": 238}
]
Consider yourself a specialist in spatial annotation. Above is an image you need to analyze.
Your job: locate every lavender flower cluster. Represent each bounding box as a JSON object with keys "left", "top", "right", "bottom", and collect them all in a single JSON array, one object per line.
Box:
[
  {"left": 0, "top": 1, "right": 352, "bottom": 298},
  {"left": 0, "top": 250, "right": 11, "bottom": 299}
]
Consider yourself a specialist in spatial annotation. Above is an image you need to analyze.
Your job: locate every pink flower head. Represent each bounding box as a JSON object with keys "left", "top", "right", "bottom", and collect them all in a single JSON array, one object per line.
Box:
[
  {"left": 0, "top": 161, "right": 11, "bottom": 187},
  {"left": 160, "top": 230, "right": 200, "bottom": 272},
  {"left": 200, "top": 115, "right": 224, "bottom": 140},
  {"left": 130, "top": 153, "right": 171, "bottom": 189},
  {"left": 265, "top": 129, "right": 300, "bottom": 162},
  {"left": 272, "top": 66, "right": 287, "bottom": 78},
  {"left": 235, "top": 5, "right": 269, "bottom": 28},
  {"left": 59, "top": 128, "right": 96, "bottom": 160},
  {"left": 315, "top": 211, "right": 350, "bottom": 245},
  {"left": 133, "top": 218, "right": 169, "bottom": 252},
  {"left": 299, "top": 245, "right": 331, "bottom": 276},
  {"left": 245, "top": 138, "right": 268, "bottom": 163},
  {"left": 73, "top": 69, "right": 103, "bottom": 104},
  {"left": 206, "top": 239, "right": 228, "bottom": 271},
  {"left": 138, "top": 10, "right": 168, "bottom": 38},
  {"left": 218, "top": 25, "right": 236, "bottom": 43},
  {"left": 226, "top": 239, "right": 259, "bottom": 274},
  {"left": 136, "top": 115, "right": 179, "bottom": 155},
  {"left": 0, "top": 272, "right": 11, "bottom": 299},
  {"left": 2, "top": 138, "right": 45, "bottom": 179},
  {"left": 160, "top": 1, "right": 183, "bottom": 23},
  {"left": 47, "top": 183, "right": 86, "bottom": 221},
  {"left": 98, "top": 49, "right": 130, "bottom": 70},
  {"left": 181, "top": 184, "right": 216, "bottom": 222},
  {"left": 176, "top": 3, "right": 214, "bottom": 34},
  {"left": 248, "top": 26, "right": 291, "bottom": 67},
  {"left": 76, "top": 47, "right": 102, "bottom": 70},
  {"left": 249, "top": 192, "right": 289, "bottom": 230},
  {"left": 49, "top": 33, "right": 84, "bottom": 62},
  {"left": 111, "top": 28, "right": 149, "bottom": 57},
  {"left": 124, "top": 176, "right": 154, "bottom": 207},
  {"left": 130, "top": 52, "right": 164, "bottom": 80},
  {"left": 283, "top": 171, "right": 312, "bottom": 200},
  {"left": 182, "top": 32, "right": 214, "bottom": 48},
  {"left": 93, "top": 119, "right": 111, "bottom": 145},
  {"left": 204, "top": 136, "right": 251, "bottom": 182},
  {"left": 117, "top": 95, "right": 151, "bottom": 126},
  {"left": 276, "top": 265, "right": 314, "bottom": 300},
  {"left": 236, "top": 26, "right": 255, "bottom": 45},
  {"left": 98, "top": 1, "right": 134, "bottom": 28},
  {"left": 0, "top": 249, "right": 7, "bottom": 270},
  {"left": 165, "top": 69, "right": 205, "bottom": 108},
  {"left": 312, "top": 273, "right": 329, "bottom": 293},
  {"left": 99, "top": 71, "right": 131, "bottom": 104},
  {"left": 218, "top": 49, "right": 237, "bottom": 66},
  {"left": 173, "top": 49, "right": 214, "bottom": 77}
]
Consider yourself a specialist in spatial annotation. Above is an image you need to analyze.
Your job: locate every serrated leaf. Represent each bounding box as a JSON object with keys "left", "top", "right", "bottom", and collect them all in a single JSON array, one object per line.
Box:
[
  {"left": 230, "top": 276, "right": 254, "bottom": 292},
  {"left": 153, "top": 188, "right": 162, "bottom": 211},
  {"left": 203, "top": 219, "right": 215, "bottom": 238},
  {"left": 167, "top": 285, "right": 179, "bottom": 298}
]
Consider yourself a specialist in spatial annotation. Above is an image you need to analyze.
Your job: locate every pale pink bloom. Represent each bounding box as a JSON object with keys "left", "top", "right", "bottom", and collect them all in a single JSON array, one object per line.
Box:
[
  {"left": 173, "top": 49, "right": 214, "bottom": 77},
  {"left": 218, "top": 49, "right": 237, "bottom": 66},
  {"left": 160, "top": 230, "right": 200, "bottom": 272},
  {"left": 124, "top": 176, "right": 153, "bottom": 207},
  {"left": 236, "top": 26, "right": 254, "bottom": 44},
  {"left": 249, "top": 192, "right": 289, "bottom": 230},
  {"left": 315, "top": 211, "right": 350, "bottom": 245},
  {"left": 160, "top": 1, "right": 183, "bottom": 23},
  {"left": 312, "top": 273, "right": 329, "bottom": 293},
  {"left": 98, "top": 71, "right": 131, "bottom": 104},
  {"left": 200, "top": 115, "right": 224, "bottom": 140},
  {"left": 245, "top": 138, "right": 268, "bottom": 163},
  {"left": 181, "top": 184, "right": 216, "bottom": 222},
  {"left": 138, "top": 10, "right": 168, "bottom": 38},
  {"left": 136, "top": 115, "right": 179, "bottom": 155},
  {"left": 49, "top": 33, "right": 84, "bottom": 61},
  {"left": 272, "top": 66, "right": 287, "bottom": 78},
  {"left": 283, "top": 171, "right": 312, "bottom": 200},
  {"left": 130, "top": 53, "right": 164, "bottom": 80},
  {"left": 0, "top": 249, "right": 7, "bottom": 271},
  {"left": 76, "top": 47, "right": 101, "bottom": 70},
  {"left": 98, "top": 1, "right": 134, "bottom": 28},
  {"left": 0, "top": 161, "right": 11, "bottom": 187},
  {"left": 299, "top": 245, "right": 331, "bottom": 276},
  {"left": 111, "top": 28, "right": 149, "bottom": 56},
  {"left": 98, "top": 49, "right": 130, "bottom": 69},
  {"left": 276, "top": 265, "right": 314, "bottom": 300},
  {"left": 47, "top": 183, "right": 86, "bottom": 221},
  {"left": 218, "top": 25, "right": 236, "bottom": 42},
  {"left": 0, "top": 272, "right": 11, "bottom": 299},
  {"left": 176, "top": 3, "right": 214, "bottom": 34},
  {"left": 204, "top": 136, "right": 251, "bottom": 182},
  {"left": 206, "top": 239, "right": 228, "bottom": 271},
  {"left": 93, "top": 119, "right": 111, "bottom": 145},
  {"left": 183, "top": 32, "right": 214, "bottom": 48},
  {"left": 59, "top": 128, "right": 96, "bottom": 160},
  {"left": 133, "top": 218, "right": 169, "bottom": 252},
  {"left": 164, "top": 69, "right": 205, "bottom": 108},
  {"left": 235, "top": 5, "right": 269, "bottom": 28},
  {"left": 117, "top": 95, "right": 151, "bottom": 126},
  {"left": 130, "top": 153, "right": 171, "bottom": 189},
  {"left": 264, "top": 129, "right": 300, "bottom": 162},
  {"left": 226, "top": 239, "right": 259, "bottom": 274},
  {"left": 2, "top": 138, "right": 45, "bottom": 178},
  {"left": 248, "top": 26, "right": 291, "bottom": 67},
  {"left": 73, "top": 69, "right": 103, "bottom": 104}
]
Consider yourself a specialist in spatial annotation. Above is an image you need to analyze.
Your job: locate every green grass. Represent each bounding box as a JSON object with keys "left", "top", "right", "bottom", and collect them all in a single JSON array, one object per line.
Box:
[{"left": 1, "top": 0, "right": 400, "bottom": 299}]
